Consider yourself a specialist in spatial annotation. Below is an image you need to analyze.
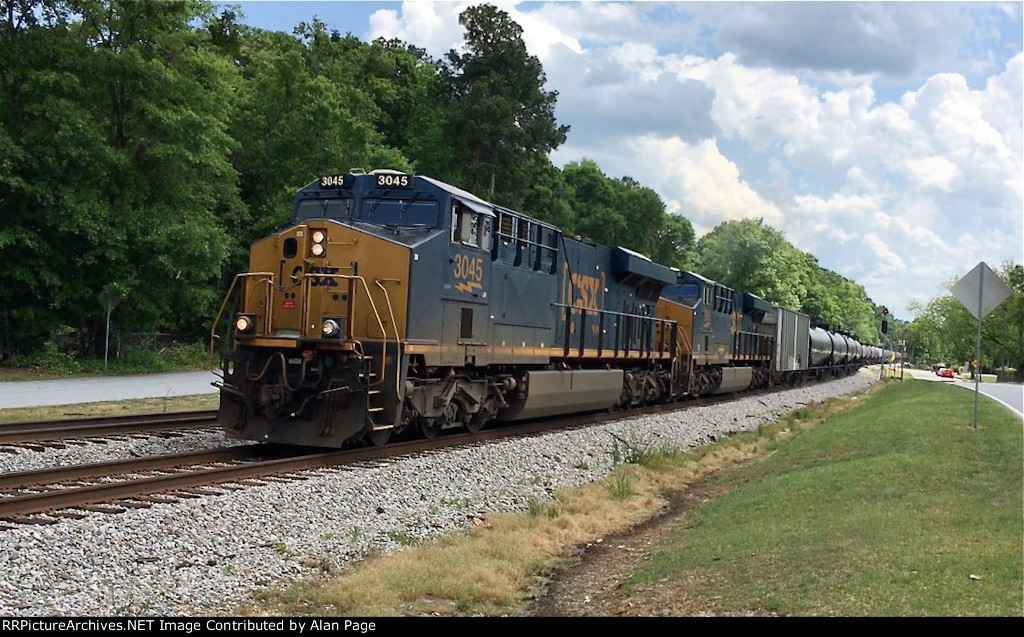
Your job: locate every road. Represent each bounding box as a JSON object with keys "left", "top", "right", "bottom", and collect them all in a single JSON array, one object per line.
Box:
[
  {"left": 0, "top": 370, "right": 219, "bottom": 410},
  {"left": 1, "top": 366, "right": 1019, "bottom": 417},
  {"left": 904, "top": 368, "right": 1022, "bottom": 418}
]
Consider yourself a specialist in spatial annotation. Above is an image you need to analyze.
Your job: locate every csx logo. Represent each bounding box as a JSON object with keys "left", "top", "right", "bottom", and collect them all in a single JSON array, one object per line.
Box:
[
  {"left": 566, "top": 272, "right": 602, "bottom": 310},
  {"left": 291, "top": 264, "right": 339, "bottom": 287}
]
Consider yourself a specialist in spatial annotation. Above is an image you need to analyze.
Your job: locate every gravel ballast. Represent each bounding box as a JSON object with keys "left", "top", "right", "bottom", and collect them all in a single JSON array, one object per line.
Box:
[
  {"left": 0, "top": 431, "right": 247, "bottom": 476},
  {"left": 0, "top": 372, "right": 878, "bottom": 616}
]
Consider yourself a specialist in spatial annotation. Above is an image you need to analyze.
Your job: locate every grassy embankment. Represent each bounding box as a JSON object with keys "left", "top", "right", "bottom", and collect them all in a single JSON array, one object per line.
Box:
[
  {"left": 0, "top": 342, "right": 210, "bottom": 381},
  {"left": 245, "top": 378, "right": 1022, "bottom": 616}
]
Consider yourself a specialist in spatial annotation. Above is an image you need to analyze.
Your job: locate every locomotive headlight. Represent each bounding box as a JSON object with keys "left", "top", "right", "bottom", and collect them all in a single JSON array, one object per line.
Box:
[
  {"left": 321, "top": 319, "right": 340, "bottom": 338},
  {"left": 310, "top": 229, "right": 326, "bottom": 257},
  {"left": 234, "top": 313, "right": 256, "bottom": 335}
]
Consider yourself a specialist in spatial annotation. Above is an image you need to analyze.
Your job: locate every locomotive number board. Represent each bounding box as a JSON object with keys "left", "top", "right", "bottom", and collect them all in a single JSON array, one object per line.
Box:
[
  {"left": 319, "top": 174, "right": 352, "bottom": 189},
  {"left": 374, "top": 173, "right": 414, "bottom": 189}
]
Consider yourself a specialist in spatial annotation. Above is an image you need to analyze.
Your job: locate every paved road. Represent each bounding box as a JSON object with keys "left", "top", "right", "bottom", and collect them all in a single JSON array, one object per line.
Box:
[
  {"left": 953, "top": 379, "right": 1023, "bottom": 418},
  {"left": 905, "top": 368, "right": 1022, "bottom": 418},
  {"left": 0, "top": 370, "right": 219, "bottom": 409}
]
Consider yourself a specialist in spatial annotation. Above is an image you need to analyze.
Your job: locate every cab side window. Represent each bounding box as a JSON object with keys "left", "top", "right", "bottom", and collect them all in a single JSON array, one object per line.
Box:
[{"left": 452, "top": 203, "right": 490, "bottom": 250}]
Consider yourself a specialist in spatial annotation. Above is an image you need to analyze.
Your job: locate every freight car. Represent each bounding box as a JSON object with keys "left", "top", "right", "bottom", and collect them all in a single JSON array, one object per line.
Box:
[{"left": 212, "top": 170, "right": 892, "bottom": 448}]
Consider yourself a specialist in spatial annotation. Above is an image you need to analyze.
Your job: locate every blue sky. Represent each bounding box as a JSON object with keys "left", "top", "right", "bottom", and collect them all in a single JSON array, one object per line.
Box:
[{"left": 218, "top": 1, "right": 1024, "bottom": 319}]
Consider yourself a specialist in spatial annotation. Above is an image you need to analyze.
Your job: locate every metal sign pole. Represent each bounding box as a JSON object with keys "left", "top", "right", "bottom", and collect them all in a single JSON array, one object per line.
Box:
[
  {"left": 104, "top": 307, "right": 112, "bottom": 374},
  {"left": 973, "top": 271, "right": 983, "bottom": 429}
]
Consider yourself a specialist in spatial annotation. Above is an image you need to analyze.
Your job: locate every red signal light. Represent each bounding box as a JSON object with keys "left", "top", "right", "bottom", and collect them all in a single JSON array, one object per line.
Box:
[{"left": 882, "top": 307, "right": 889, "bottom": 316}]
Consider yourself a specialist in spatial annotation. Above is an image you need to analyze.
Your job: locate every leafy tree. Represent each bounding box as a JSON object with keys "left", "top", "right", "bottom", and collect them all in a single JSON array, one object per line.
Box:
[
  {"left": 216, "top": 22, "right": 410, "bottom": 268},
  {"left": 906, "top": 262, "right": 1023, "bottom": 374},
  {"left": 695, "top": 219, "right": 806, "bottom": 310},
  {"left": 0, "top": 0, "right": 239, "bottom": 356},
  {"left": 650, "top": 213, "right": 696, "bottom": 271},
  {"left": 442, "top": 3, "right": 568, "bottom": 208},
  {"left": 799, "top": 254, "right": 842, "bottom": 328},
  {"left": 563, "top": 160, "right": 623, "bottom": 243},
  {"left": 520, "top": 159, "right": 575, "bottom": 231}
]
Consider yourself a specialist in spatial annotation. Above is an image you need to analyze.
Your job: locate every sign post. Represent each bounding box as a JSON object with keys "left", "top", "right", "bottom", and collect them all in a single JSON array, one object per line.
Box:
[
  {"left": 97, "top": 287, "right": 122, "bottom": 374},
  {"left": 950, "top": 262, "right": 1012, "bottom": 429}
]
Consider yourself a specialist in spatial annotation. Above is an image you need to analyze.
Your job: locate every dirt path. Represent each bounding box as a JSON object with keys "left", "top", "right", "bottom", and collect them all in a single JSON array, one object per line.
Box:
[{"left": 529, "top": 483, "right": 729, "bottom": 617}]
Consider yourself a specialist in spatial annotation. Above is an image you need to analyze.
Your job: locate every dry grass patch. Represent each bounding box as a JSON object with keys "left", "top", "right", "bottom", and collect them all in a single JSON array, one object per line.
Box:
[
  {"left": 248, "top": 434, "right": 815, "bottom": 615},
  {"left": 243, "top": 386, "right": 876, "bottom": 617},
  {"left": 0, "top": 394, "right": 218, "bottom": 424}
]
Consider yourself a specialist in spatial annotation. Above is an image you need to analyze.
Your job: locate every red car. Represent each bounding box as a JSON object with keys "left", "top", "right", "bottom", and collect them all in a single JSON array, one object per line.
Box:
[{"left": 938, "top": 368, "right": 955, "bottom": 379}]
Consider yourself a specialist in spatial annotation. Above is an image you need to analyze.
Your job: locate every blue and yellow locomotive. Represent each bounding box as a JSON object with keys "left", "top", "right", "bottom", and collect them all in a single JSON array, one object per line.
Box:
[
  {"left": 213, "top": 170, "right": 895, "bottom": 447},
  {"left": 213, "top": 170, "right": 683, "bottom": 447}
]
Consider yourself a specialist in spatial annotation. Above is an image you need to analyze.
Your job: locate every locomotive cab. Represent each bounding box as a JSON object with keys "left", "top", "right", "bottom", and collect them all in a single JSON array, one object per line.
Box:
[{"left": 214, "top": 170, "right": 444, "bottom": 446}]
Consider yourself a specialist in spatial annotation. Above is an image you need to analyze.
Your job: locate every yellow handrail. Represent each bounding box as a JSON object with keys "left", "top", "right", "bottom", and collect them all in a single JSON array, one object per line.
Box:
[
  {"left": 375, "top": 278, "right": 403, "bottom": 397},
  {"left": 208, "top": 272, "right": 275, "bottom": 369},
  {"left": 301, "top": 273, "right": 391, "bottom": 389}
]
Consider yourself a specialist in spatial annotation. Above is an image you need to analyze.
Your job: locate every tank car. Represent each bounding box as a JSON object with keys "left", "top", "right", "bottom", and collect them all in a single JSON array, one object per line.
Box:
[{"left": 212, "top": 170, "right": 683, "bottom": 447}]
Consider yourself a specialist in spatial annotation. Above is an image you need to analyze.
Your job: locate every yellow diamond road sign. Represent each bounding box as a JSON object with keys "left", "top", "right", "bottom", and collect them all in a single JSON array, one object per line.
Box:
[{"left": 950, "top": 262, "right": 1012, "bottom": 320}]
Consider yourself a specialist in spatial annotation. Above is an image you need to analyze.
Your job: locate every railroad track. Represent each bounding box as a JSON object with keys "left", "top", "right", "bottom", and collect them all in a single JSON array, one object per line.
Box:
[
  {"left": 0, "top": 398, "right": 704, "bottom": 526},
  {"left": 0, "top": 410, "right": 218, "bottom": 446},
  {"left": 0, "top": 378, "right": 835, "bottom": 528}
]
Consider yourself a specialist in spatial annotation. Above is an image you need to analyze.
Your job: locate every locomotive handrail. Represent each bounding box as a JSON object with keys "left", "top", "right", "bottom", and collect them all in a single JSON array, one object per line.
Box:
[
  {"left": 375, "top": 278, "right": 403, "bottom": 398},
  {"left": 553, "top": 303, "right": 675, "bottom": 359},
  {"left": 208, "top": 272, "right": 275, "bottom": 369},
  {"left": 300, "top": 273, "right": 389, "bottom": 391}
]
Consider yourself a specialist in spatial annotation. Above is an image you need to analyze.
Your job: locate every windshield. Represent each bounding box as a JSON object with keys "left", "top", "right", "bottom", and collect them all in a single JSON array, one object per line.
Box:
[
  {"left": 677, "top": 284, "right": 699, "bottom": 298},
  {"left": 294, "top": 197, "right": 354, "bottom": 222},
  {"left": 360, "top": 198, "right": 439, "bottom": 227}
]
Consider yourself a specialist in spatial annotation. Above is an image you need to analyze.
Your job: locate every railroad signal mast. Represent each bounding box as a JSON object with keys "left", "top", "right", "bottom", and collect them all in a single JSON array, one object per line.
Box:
[{"left": 879, "top": 306, "right": 889, "bottom": 380}]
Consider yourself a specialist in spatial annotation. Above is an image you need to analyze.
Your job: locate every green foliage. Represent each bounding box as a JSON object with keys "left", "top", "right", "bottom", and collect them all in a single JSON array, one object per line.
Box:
[
  {"left": 220, "top": 22, "right": 411, "bottom": 260},
  {"left": 605, "top": 471, "right": 635, "bottom": 501},
  {"left": 694, "top": 219, "right": 883, "bottom": 342},
  {"left": 696, "top": 219, "right": 806, "bottom": 311},
  {"left": 561, "top": 160, "right": 695, "bottom": 267},
  {"left": 1, "top": 340, "right": 208, "bottom": 376},
  {"left": 441, "top": 3, "right": 568, "bottom": 209},
  {"left": 610, "top": 433, "right": 684, "bottom": 468},
  {"left": 525, "top": 496, "right": 545, "bottom": 518},
  {"left": 1, "top": 0, "right": 236, "bottom": 355},
  {"left": 905, "top": 262, "right": 1023, "bottom": 372}
]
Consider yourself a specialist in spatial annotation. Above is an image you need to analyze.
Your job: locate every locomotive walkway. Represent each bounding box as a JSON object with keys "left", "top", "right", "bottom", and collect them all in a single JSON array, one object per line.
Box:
[{"left": 0, "top": 370, "right": 219, "bottom": 409}]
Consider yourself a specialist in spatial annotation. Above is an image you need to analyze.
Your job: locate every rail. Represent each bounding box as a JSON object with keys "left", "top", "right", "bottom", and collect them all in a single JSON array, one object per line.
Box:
[
  {"left": 0, "top": 411, "right": 217, "bottom": 445},
  {"left": 554, "top": 303, "right": 676, "bottom": 359},
  {"left": 208, "top": 272, "right": 275, "bottom": 368},
  {"left": 303, "top": 273, "right": 391, "bottom": 389}
]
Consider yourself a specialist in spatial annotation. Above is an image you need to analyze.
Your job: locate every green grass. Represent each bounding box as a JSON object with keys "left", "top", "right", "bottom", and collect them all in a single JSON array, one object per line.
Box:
[
  {"left": 0, "top": 341, "right": 210, "bottom": 380},
  {"left": 625, "top": 380, "right": 1023, "bottom": 616}
]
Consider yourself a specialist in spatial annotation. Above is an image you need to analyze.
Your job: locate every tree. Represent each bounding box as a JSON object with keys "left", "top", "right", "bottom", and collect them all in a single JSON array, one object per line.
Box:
[
  {"left": 695, "top": 219, "right": 806, "bottom": 310},
  {"left": 650, "top": 213, "right": 696, "bottom": 271},
  {"left": 906, "top": 262, "right": 1024, "bottom": 374},
  {"left": 0, "top": 0, "right": 240, "bottom": 356},
  {"left": 442, "top": 3, "right": 568, "bottom": 208},
  {"left": 217, "top": 22, "right": 411, "bottom": 270}
]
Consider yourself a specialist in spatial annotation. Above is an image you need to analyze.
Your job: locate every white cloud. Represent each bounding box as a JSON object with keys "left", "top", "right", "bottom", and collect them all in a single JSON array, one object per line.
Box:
[
  {"left": 363, "top": 1, "right": 1022, "bottom": 318},
  {"left": 863, "top": 233, "right": 908, "bottom": 273},
  {"left": 366, "top": 1, "right": 467, "bottom": 56}
]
